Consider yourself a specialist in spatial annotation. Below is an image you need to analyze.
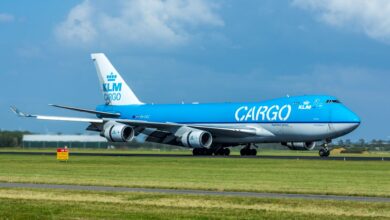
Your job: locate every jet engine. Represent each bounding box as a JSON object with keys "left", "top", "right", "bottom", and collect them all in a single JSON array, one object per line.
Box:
[
  {"left": 103, "top": 121, "right": 134, "bottom": 142},
  {"left": 181, "top": 130, "right": 213, "bottom": 148},
  {"left": 282, "top": 142, "right": 316, "bottom": 151}
]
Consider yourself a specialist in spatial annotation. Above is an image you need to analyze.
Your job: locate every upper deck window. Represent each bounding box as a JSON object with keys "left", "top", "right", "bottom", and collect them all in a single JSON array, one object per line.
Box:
[{"left": 326, "top": 100, "right": 341, "bottom": 104}]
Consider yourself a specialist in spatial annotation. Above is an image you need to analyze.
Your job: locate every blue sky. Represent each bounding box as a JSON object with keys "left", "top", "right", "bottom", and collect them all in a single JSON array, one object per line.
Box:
[{"left": 1, "top": 0, "right": 389, "bottom": 141}]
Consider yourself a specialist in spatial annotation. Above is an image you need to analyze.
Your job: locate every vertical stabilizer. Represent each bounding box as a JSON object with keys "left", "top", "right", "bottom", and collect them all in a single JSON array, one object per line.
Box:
[{"left": 91, "top": 53, "right": 143, "bottom": 105}]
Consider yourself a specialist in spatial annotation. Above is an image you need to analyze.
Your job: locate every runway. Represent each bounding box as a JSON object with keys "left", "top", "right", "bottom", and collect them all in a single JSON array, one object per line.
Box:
[
  {"left": 0, "top": 151, "right": 388, "bottom": 161},
  {"left": 0, "top": 182, "right": 389, "bottom": 202}
]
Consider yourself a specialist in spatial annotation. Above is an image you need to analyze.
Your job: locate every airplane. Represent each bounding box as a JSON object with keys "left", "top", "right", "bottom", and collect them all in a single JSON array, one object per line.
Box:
[{"left": 11, "top": 53, "right": 360, "bottom": 157}]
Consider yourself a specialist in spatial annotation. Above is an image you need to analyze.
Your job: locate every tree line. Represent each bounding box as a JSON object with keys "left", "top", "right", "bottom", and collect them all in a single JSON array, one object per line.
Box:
[{"left": 0, "top": 130, "right": 31, "bottom": 147}]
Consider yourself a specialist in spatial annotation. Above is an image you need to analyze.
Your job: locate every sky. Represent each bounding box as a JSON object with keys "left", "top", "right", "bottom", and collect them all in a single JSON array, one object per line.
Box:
[{"left": 1, "top": 0, "right": 389, "bottom": 141}]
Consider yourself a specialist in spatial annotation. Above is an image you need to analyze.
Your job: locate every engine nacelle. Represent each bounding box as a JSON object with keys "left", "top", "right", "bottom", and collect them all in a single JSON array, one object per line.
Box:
[
  {"left": 181, "top": 130, "right": 213, "bottom": 149},
  {"left": 282, "top": 142, "right": 316, "bottom": 151},
  {"left": 103, "top": 122, "right": 134, "bottom": 142}
]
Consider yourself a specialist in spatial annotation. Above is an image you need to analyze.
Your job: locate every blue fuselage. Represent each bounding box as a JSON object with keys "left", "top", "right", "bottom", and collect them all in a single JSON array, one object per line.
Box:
[
  {"left": 96, "top": 95, "right": 360, "bottom": 143},
  {"left": 97, "top": 95, "right": 360, "bottom": 124}
]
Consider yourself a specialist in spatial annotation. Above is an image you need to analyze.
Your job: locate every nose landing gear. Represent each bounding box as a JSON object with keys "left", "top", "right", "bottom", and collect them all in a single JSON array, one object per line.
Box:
[{"left": 319, "top": 143, "right": 330, "bottom": 157}]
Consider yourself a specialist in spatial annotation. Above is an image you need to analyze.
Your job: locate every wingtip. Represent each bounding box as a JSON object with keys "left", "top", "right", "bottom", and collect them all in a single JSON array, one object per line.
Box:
[
  {"left": 9, "top": 106, "right": 32, "bottom": 117},
  {"left": 10, "top": 106, "right": 22, "bottom": 116},
  {"left": 10, "top": 106, "right": 17, "bottom": 112}
]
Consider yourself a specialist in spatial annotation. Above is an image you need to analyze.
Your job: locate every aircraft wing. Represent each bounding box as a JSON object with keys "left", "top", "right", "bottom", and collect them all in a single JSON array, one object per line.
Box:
[
  {"left": 11, "top": 106, "right": 274, "bottom": 138},
  {"left": 114, "top": 119, "right": 274, "bottom": 137},
  {"left": 10, "top": 106, "right": 103, "bottom": 123}
]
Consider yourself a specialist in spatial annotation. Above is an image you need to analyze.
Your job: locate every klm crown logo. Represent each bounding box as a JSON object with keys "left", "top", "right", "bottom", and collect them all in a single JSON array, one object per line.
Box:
[
  {"left": 106, "top": 72, "right": 117, "bottom": 82},
  {"left": 103, "top": 72, "right": 122, "bottom": 93}
]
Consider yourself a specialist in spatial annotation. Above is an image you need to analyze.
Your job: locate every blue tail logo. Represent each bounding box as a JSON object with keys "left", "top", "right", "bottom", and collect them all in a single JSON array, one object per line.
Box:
[
  {"left": 106, "top": 72, "right": 117, "bottom": 82},
  {"left": 103, "top": 72, "right": 122, "bottom": 92}
]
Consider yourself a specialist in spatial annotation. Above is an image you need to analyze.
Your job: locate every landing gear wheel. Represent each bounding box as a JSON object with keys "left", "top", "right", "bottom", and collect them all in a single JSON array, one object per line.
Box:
[
  {"left": 319, "top": 148, "right": 330, "bottom": 157},
  {"left": 250, "top": 149, "right": 257, "bottom": 156},
  {"left": 192, "top": 148, "right": 199, "bottom": 156},
  {"left": 193, "top": 148, "right": 212, "bottom": 156},
  {"left": 214, "top": 148, "right": 230, "bottom": 156},
  {"left": 240, "top": 145, "right": 258, "bottom": 156},
  {"left": 223, "top": 148, "right": 230, "bottom": 156}
]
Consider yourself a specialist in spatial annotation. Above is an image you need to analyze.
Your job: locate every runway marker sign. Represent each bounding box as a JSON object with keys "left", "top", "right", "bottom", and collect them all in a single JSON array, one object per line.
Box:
[{"left": 57, "top": 148, "right": 69, "bottom": 161}]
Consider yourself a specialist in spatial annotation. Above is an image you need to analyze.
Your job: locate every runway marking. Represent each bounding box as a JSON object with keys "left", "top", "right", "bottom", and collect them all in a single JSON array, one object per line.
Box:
[
  {"left": 0, "top": 182, "right": 389, "bottom": 202},
  {"left": 0, "top": 151, "right": 388, "bottom": 161}
]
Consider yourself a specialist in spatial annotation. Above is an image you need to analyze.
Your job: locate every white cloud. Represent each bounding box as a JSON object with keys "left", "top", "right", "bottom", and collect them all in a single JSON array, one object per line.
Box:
[
  {"left": 0, "top": 13, "right": 14, "bottom": 23},
  {"left": 292, "top": 0, "right": 390, "bottom": 44},
  {"left": 55, "top": 1, "right": 97, "bottom": 44},
  {"left": 55, "top": 0, "right": 224, "bottom": 47}
]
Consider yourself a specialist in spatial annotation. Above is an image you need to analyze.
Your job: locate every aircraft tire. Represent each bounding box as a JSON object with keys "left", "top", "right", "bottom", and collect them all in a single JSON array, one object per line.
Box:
[
  {"left": 250, "top": 149, "right": 257, "bottom": 156},
  {"left": 223, "top": 148, "right": 230, "bottom": 156},
  {"left": 319, "top": 148, "right": 330, "bottom": 157},
  {"left": 214, "top": 148, "right": 223, "bottom": 156},
  {"left": 240, "top": 149, "right": 246, "bottom": 156},
  {"left": 240, "top": 148, "right": 251, "bottom": 156},
  {"left": 193, "top": 148, "right": 200, "bottom": 156}
]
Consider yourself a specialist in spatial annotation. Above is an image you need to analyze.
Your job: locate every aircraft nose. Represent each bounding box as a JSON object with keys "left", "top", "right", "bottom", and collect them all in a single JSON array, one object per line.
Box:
[
  {"left": 344, "top": 109, "right": 360, "bottom": 132},
  {"left": 331, "top": 106, "right": 360, "bottom": 136},
  {"left": 348, "top": 110, "right": 361, "bottom": 124}
]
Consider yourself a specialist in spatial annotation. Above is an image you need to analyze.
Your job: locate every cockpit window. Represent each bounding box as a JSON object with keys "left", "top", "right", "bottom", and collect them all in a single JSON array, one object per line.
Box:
[{"left": 326, "top": 100, "right": 341, "bottom": 104}]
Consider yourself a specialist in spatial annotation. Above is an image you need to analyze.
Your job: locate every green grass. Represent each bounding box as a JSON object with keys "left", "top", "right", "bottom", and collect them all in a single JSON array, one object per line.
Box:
[
  {"left": 2, "top": 147, "right": 390, "bottom": 157},
  {"left": 0, "top": 155, "right": 389, "bottom": 197},
  {"left": 0, "top": 188, "right": 389, "bottom": 219}
]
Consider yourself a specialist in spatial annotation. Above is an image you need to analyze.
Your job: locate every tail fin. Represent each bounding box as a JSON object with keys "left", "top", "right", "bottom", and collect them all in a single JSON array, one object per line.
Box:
[{"left": 91, "top": 53, "right": 143, "bottom": 105}]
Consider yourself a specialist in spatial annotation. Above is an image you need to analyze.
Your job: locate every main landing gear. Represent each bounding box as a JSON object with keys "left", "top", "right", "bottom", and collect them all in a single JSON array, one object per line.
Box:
[
  {"left": 240, "top": 144, "right": 257, "bottom": 156},
  {"left": 214, "top": 147, "right": 230, "bottom": 156},
  {"left": 192, "top": 147, "right": 230, "bottom": 156},
  {"left": 319, "top": 143, "right": 330, "bottom": 157}
]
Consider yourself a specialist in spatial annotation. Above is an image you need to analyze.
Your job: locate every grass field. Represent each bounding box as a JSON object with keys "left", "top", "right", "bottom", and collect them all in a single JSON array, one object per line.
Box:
[
  {"left": 0, "top": 189, "right": 390, "bottom": 219},
  {"left": 0, "top": 153, "right": 389, "bottom": 219},
  {"left": 0, "top": 154, "right": 389, "bottom": 197},
  {"left": 0, "top": 188, "right": 389, "bottom": 219}
]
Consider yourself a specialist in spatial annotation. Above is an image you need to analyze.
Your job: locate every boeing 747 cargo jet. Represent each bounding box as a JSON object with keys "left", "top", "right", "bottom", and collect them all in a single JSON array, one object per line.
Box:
[{"left": 11, "top": 53, "right": 360, "bottom": 157}]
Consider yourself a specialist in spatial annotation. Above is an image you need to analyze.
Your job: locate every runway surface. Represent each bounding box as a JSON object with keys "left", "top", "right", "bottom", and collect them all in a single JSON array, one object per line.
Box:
[
  {"left": 0, "top": 182, "right": 389, "bottom": 202},
  {"left": 0, "top": 151, "right": 388, "bottom": 161}
]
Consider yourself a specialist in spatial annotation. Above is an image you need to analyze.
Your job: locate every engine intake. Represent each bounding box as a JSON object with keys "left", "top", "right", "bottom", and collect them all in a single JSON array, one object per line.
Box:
[
  {"left": 181, "top": 130, "right": 213, "bottom": 149},
  {"left": 282, "top": 142, "right": 316, "bottom": 151},
  {"left": 103, "top": 122, "right": 134, "bottom": 142}
]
